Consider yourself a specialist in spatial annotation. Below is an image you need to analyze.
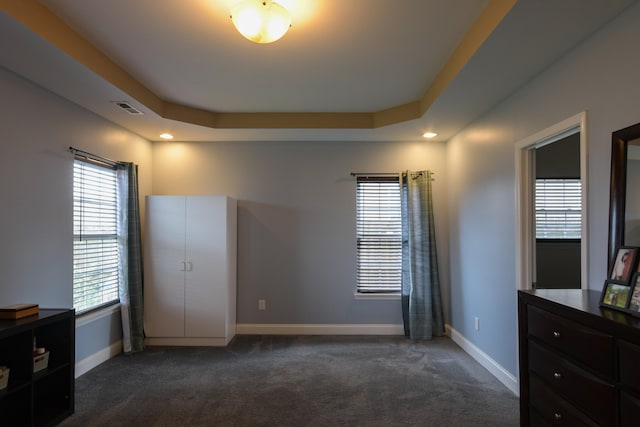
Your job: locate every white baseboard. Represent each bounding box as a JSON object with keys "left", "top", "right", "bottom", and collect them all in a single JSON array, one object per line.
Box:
[
  {"left": 447, "top": 325, "right": 519, "bottom": 396},
  {"left": 236, "top": 323, "right": 405, "bottom": 335},
  {"left": 75, "top": 339, "right": 122, "bottom": 378},
  {"left": 145, "top": 337, "right": 232, "bottom": 346}
]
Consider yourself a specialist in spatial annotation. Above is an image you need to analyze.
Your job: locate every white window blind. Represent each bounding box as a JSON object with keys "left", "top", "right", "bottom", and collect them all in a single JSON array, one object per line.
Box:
[
  {"left": 73, "top": 159, "right": 120, "bottom": 313},
  {"left": 535, "top": 178, "right": 582, "bottom": 239},
  {"left": 356, "top": 177, "right": 402, "bottom": 293}
]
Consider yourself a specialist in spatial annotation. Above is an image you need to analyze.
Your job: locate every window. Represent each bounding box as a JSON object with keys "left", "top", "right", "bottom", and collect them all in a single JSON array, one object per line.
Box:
[
  {"left": 535, "top": 178, "right": 582, "bottom": 239},
  {"left": 356, "top": 176, "right": 402, "bottom": 293},
  {"left": 73, "top": 159, "right": 120, "bottom": 313}
]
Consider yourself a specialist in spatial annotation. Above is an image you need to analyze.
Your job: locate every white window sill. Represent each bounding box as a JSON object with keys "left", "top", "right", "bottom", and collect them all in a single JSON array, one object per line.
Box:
[
  {"left": 75, "top": 303, "right": 121, "bottom": 328},
  {"left": 354, "top": 292, "right": 401, "bottom": 301}
]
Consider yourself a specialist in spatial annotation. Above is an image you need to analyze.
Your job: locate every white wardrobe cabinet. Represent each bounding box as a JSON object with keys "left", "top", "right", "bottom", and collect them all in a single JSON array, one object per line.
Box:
[{"left": 144, "top": 195, "right": 237, "bottom": 346}]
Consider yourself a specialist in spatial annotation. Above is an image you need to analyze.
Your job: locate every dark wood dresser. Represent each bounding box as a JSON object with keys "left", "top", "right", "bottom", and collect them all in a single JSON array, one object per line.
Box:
[{"left": 518, "top": 289, "right": 640, "bottom": 426}]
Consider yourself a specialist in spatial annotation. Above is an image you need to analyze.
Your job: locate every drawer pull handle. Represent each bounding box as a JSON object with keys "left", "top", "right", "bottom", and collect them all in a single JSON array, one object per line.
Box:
[
  {"left": 554, "top": 413, "right": 562, "bottom": 421},
  {"left": 553, "top": 372, "right": 562, "bottom": 380},
  {"left": 552, "top": 331, "right": 561, "bottom": 338}
]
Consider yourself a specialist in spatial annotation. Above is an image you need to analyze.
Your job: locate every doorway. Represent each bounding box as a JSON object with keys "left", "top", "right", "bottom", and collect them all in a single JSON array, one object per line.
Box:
[
  {"left": 515, "top": 112, "right": 587, "bottom": 291},
  {"left": 534, "top": 134, "right": 581, "bottom": 288}
]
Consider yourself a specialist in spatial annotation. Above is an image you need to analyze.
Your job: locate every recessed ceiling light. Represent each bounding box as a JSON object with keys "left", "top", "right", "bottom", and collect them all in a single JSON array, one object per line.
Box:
[
  {"left": 159, "top": 133, "right": 174, "bottom": 140},
  {"left": 422, "top": 132, "right": 438, "bottom": 139}
]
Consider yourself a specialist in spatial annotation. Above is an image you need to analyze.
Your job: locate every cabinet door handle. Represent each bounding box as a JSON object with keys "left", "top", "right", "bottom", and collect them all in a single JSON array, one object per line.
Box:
[
  {"left": 179, "top": 261, "right": 193, "bottom": 271},
  {"left": 552, "top": 331, "right": 561, "bottom": 339},
  {"left": 553, "top": 372, "right": 562, "bottom": 380}
]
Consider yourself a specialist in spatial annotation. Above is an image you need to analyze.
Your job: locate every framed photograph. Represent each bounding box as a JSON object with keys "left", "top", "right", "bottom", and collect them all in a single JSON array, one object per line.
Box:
[
  {"left": 601, "top": 280, "right": 632, "bottom": 310},
  {"left": 629, "top": 274, "right": 640, "bottom": 313},
  {"left": 609, "top": 247, "right": 639, "bottom": 284}
]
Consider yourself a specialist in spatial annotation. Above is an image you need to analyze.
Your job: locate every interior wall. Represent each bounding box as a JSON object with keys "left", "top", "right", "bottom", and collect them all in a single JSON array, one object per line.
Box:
[
  {"left": 151, "top": 140, "right": 450, "bottom": 327},
  {"left": 0, "top": 66, "right": 153, "bottom": 364},
  {"left": 446, "top": 1, "right": 640, "bottom": 376},
  {"left": 535, "top": 240, "right": 581, "bottom": 288},
  {"left": 536, "top": 133, "right": 580, "bottom": 178}
]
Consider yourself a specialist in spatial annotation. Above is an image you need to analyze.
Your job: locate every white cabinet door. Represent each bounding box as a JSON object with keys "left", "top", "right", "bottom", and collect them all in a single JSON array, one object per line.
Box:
[
  {"left": 144, "top": 196, "right": 187, "bottom": 337},
  {"left": 184, "top": 196, "right": 228, "bottom": 338},
  {"left": 145, "top": 195, "right": 236, "bottom": 343}
]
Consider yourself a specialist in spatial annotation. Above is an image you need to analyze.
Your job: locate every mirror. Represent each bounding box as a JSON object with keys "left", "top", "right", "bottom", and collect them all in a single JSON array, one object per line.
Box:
[
  {"left": 625, "top": 139, "right": 640, "bottom": 245},
  {"left": 608, "top": 122, "right": 640, "bottom": 269}
]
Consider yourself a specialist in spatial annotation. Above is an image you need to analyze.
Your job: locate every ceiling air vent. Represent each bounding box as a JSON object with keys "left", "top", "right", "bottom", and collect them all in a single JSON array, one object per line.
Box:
[{"left": 111, "top": 101, "right": 144, "bottom": 115}]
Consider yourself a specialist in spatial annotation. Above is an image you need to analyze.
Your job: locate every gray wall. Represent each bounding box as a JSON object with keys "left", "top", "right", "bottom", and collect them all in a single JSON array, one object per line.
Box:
[
  {"left": 536, "top": 133, "right": 580, "bottom": 178},
  {"left": 447, "top": 1, "right": 640, "bottom": 375},
  {"left": 151, "top": 140, "right": 449, "bottom": 326},
  {"left": 535, "top": 240, "right": 581, "bottom": 288},
  {"left": 0, "top": 66, "right": 152, "bottom": 364}
]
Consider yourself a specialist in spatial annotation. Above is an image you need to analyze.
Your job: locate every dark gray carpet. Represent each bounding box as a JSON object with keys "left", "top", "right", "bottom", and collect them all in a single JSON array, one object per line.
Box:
[{"left": 60, "top": 335, "right": 519, "bottom": 426}]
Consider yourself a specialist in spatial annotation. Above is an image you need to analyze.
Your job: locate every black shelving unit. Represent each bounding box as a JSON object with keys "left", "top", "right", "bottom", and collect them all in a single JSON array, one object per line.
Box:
[{"left": 0, "top": 309, "right": 75, "bottom": 426}]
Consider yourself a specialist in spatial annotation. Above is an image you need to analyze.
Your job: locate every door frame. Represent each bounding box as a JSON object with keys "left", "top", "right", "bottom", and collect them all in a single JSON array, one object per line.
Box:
[{"left": 515, "top": 112, "right": 588, "bottom": 291}]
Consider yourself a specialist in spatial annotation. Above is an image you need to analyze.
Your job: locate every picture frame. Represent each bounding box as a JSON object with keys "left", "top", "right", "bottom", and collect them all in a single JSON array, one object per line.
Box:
[
  {"left": 608, "top": 246, "right": 639, "bottom": 284},
  {"left": 628, "top": 274, "right": 640, "bottom": 314},
  {"left": 601, "top": 280, "right": 632, "bottom": 310}
]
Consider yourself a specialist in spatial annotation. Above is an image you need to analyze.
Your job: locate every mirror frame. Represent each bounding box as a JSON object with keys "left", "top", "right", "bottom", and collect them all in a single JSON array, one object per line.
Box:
[{"left": 608, "top": 121, "right": 640, "bottom": 269}]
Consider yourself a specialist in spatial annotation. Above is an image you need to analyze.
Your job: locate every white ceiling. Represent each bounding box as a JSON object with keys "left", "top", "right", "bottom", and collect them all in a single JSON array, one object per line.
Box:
[{"left": 0, "top": 0, "right": 636, "bottom": 142}]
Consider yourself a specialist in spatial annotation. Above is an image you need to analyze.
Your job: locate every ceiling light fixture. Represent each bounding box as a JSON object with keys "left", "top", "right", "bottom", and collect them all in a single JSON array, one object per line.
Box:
[
  {"left": 423, "top": 132, "right": 438, "bottom": 139},
  {"left": 230, "top": 0, "right": 291, "bottom": 44},
  {"left": 159, "top": 133, "right": 174, "bottom": 140}
]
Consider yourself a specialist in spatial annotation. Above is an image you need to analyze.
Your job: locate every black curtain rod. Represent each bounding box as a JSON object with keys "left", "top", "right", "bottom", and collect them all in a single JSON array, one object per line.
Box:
[
  {"left": 350, "top": 172, "right": 398, "bottom": 177},
  {"left": 350, "top": 172, "right": 435, "bottom": 177},
  {"left": 69, "top": 146, "right": 118, "bottom": 167}
]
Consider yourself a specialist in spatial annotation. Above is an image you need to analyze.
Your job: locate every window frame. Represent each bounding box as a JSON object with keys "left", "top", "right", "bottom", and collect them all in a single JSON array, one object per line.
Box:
[
  {"left": 535, "top": 177, "right": 582, "bottom": 240},
  {"left": 355, "top": 175, "right": 402, "bottom": 296},
  {"left": 72, "top": 158, "right": 121, "bottom": 315}
]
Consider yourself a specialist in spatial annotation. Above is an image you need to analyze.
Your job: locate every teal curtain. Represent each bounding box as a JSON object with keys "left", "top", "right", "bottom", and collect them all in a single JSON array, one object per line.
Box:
[
  {"left": 400, "top": 170, "right": 444, "bottom": 340},
  {"left": 117, "top": 163, "right": 145, "bottom": 353}
]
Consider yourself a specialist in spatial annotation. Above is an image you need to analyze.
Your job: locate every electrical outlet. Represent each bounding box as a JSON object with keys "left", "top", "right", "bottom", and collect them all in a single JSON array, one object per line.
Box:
[
  {"left": 258, "top": 299, "right": 266, "bottom": 311},
  {"left": 474, "top": 317, "right": 480, "bottom": 331}
]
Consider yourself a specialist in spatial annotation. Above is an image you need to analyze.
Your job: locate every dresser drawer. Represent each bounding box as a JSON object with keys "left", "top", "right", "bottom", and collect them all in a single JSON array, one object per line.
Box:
[
  {"left": 529, "top": 375, "right": 599, "bottom": 426},
  {"left": 529, "top": 408, "right": 552, "bottom": 427},
  {"left": 621, "top": 391, "right": 640, "bottom": 427},
  {"left": 527, "top": 305, "right": 614, "bottom": 378},
  {"left": 619, "top": 340, "right": 640, "bottom": 395},
  {"left": 529, "top": 341, "right": 616, "bottom": 426}
]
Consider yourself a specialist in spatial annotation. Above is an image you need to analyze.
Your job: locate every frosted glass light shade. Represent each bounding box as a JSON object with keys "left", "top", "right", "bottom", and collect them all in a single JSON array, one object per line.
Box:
[{"left": 231, "top": 0, "right": 291, "bottom": 44}]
